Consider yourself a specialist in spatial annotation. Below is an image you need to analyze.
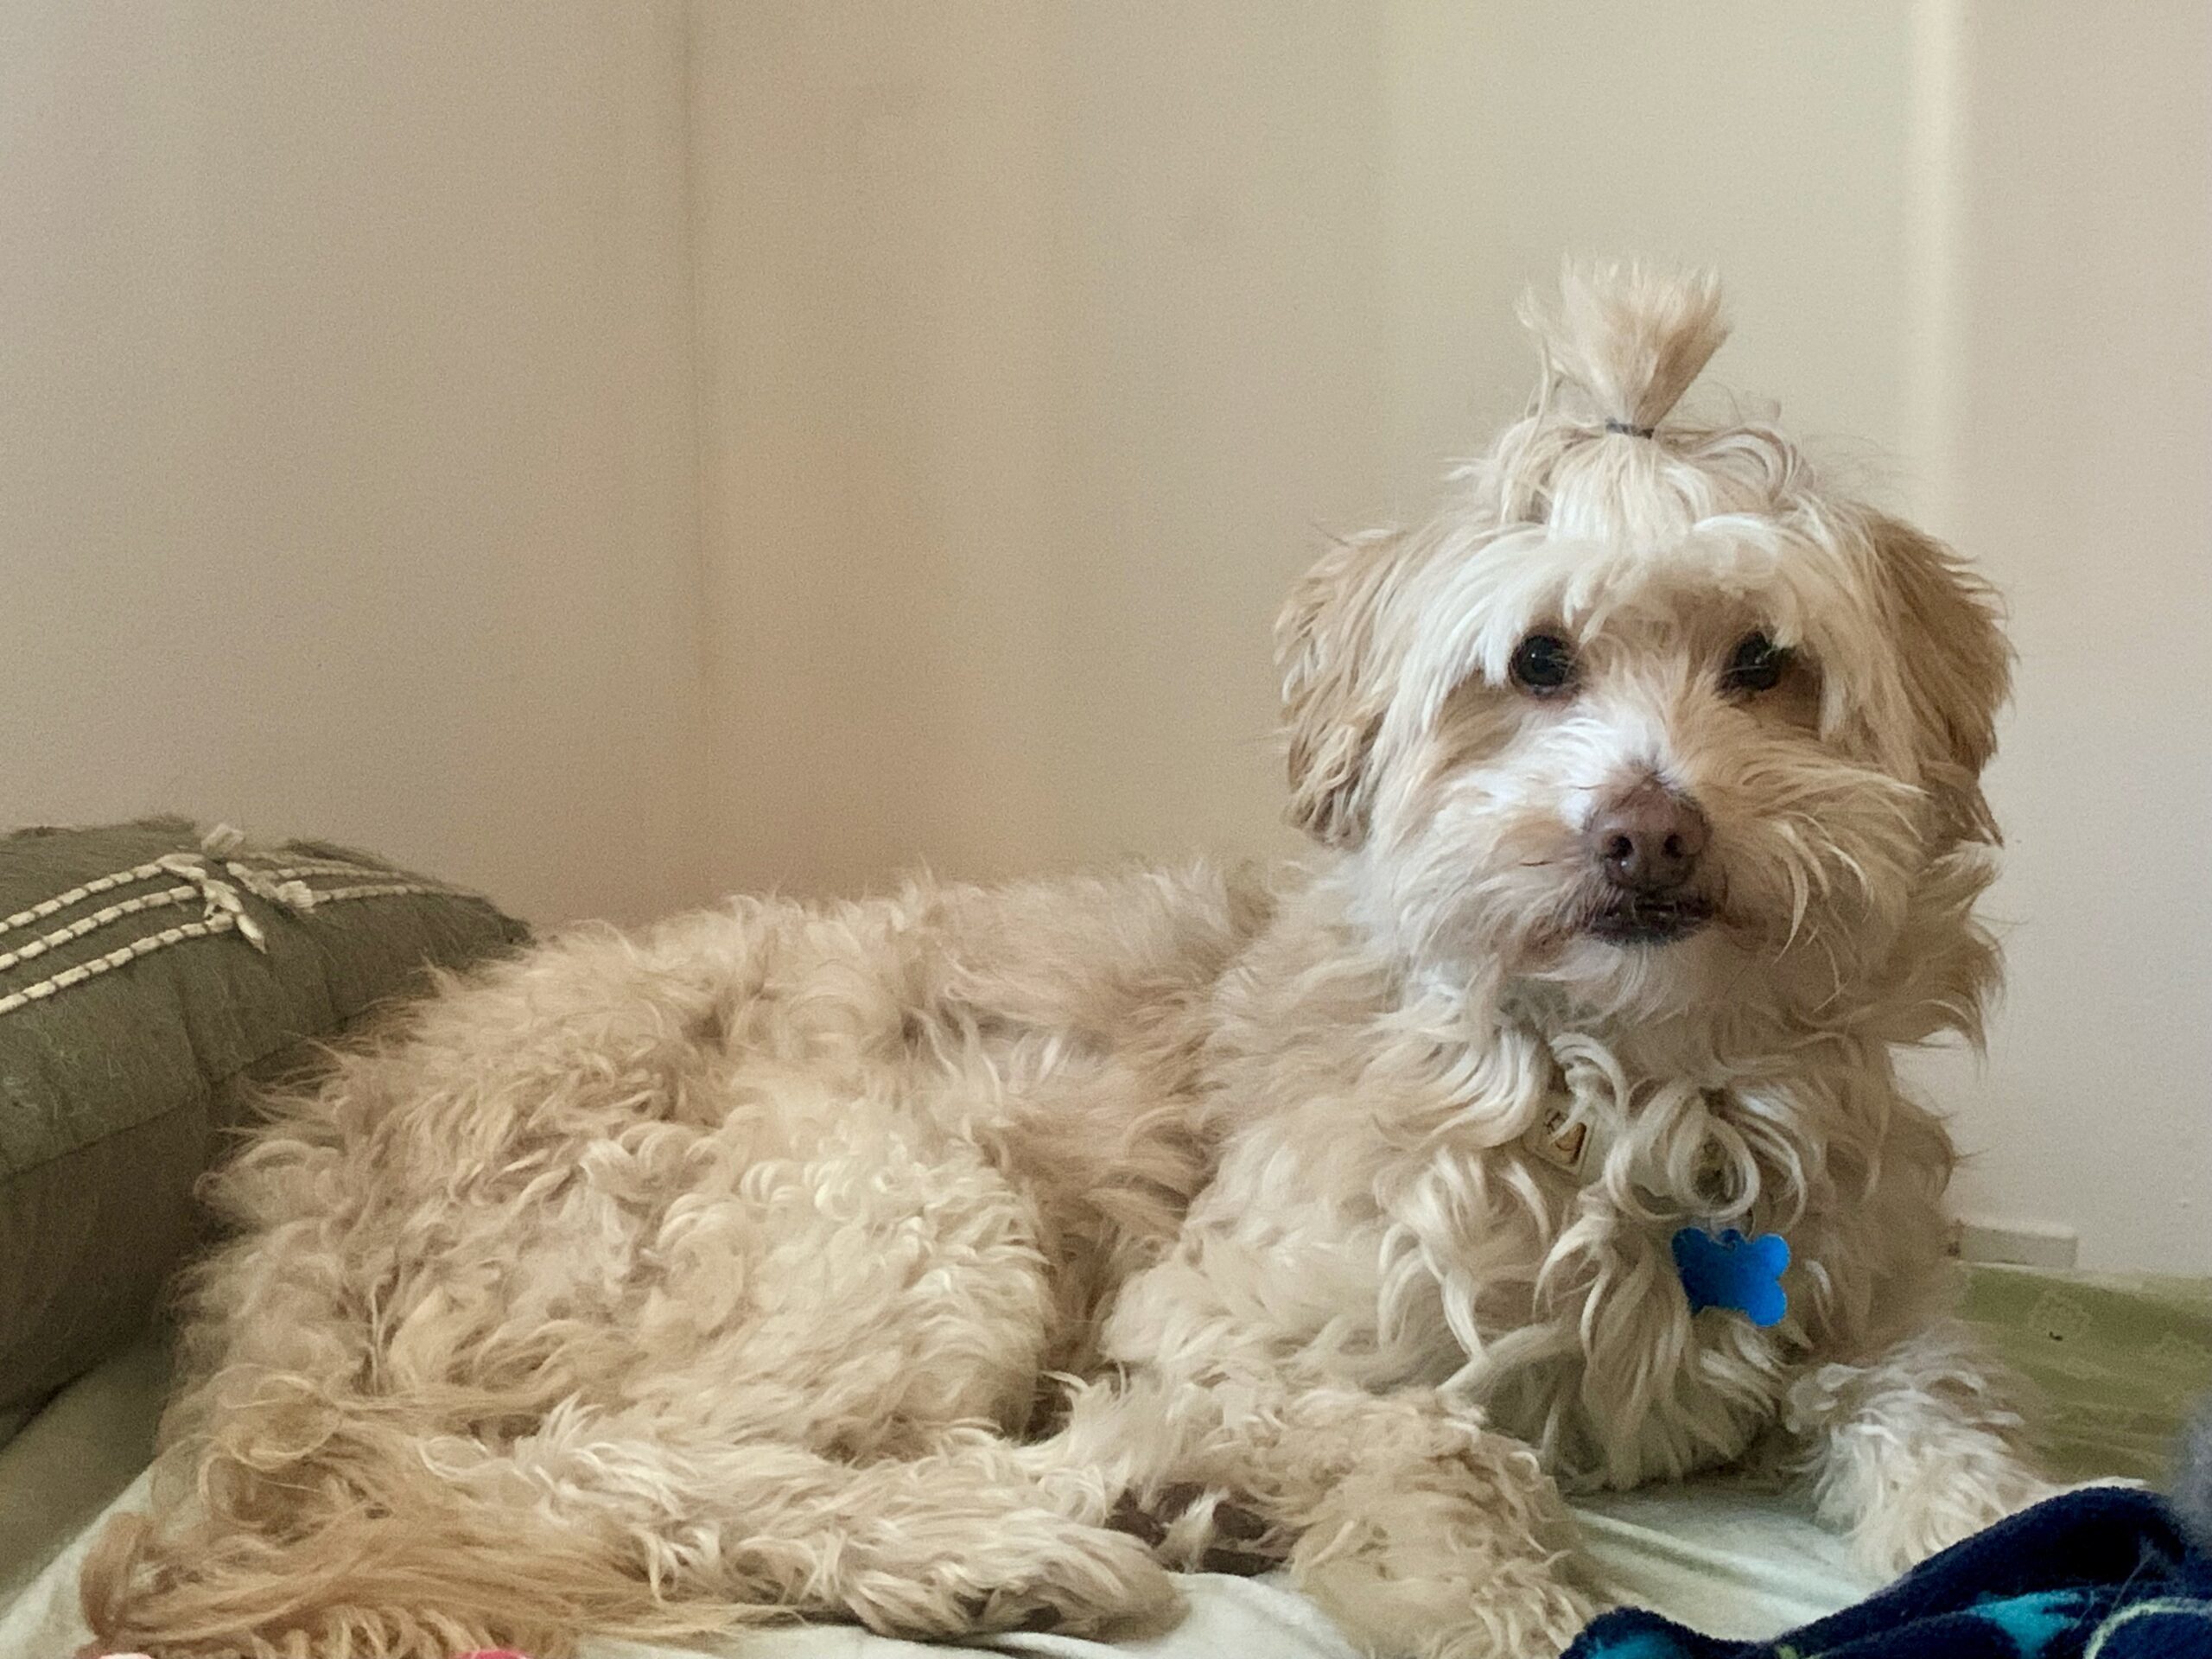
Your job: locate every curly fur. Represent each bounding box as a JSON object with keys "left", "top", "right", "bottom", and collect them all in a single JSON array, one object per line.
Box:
[{"left": 85, "top": 262, "right": 2047, "bottom": 1659}]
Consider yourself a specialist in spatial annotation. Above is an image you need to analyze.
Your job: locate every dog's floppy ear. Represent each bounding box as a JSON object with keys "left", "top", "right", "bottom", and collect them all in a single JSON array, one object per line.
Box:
[
  {"left": 1867, "top": 512, "right": 2012, "bottom": 845},
  {"left": 1275, "top": 530, "right": 1413, "bottom": 848}
]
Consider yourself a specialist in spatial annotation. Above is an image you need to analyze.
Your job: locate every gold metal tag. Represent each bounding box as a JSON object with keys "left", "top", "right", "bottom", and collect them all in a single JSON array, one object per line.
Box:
[{"left": 1524, "top": 1103, "right": 1590, "bottom": 1174}]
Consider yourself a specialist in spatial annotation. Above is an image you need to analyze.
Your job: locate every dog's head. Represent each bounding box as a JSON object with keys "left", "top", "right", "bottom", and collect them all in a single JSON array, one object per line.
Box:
[{"left": 1279, "top": 264, "right": 2009, "bottom": 1036}]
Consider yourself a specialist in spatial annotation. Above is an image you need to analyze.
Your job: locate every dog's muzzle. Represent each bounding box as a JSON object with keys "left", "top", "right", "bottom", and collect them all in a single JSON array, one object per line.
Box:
[{"left": 1585, "top": 779, "right": 1713, "bottom": 945}]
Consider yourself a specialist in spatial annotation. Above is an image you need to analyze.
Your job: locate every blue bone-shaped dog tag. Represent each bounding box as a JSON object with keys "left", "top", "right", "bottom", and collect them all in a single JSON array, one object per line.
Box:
[{"left": 1671, "top": 1226, "right": 1790, "bottom": 1326}]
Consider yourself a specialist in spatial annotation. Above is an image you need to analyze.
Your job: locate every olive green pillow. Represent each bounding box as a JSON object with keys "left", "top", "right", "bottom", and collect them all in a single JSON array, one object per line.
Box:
[{"left": 0, "top": 817, "right": 527, "bottom": 1428}]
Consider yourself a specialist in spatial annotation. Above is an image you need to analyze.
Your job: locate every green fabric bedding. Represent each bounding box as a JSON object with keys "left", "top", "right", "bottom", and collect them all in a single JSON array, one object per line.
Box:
[{"left": 1962, "top": 1268, "right": 2212, "bottom": 1484}]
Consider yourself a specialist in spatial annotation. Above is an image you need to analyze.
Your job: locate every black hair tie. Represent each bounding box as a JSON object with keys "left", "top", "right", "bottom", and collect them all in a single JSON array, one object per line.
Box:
[{"left": 1604, "top": 420, "right": 1656, "bottom": 439}]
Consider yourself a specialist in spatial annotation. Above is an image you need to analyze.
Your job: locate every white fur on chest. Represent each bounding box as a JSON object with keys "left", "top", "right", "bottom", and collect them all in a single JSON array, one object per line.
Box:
[
  {"left": 1135, "top": 891, "right": 1926, "bottom": 1497},
  {"left": 1366, "top": 1033, "right": 1840, "bottom": 1491}
]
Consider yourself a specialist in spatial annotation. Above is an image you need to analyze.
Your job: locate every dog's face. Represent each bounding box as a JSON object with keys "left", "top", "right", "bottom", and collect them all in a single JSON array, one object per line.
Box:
[{"left": 1280, "top": 485, "right": 2010, "bottom": 1029}]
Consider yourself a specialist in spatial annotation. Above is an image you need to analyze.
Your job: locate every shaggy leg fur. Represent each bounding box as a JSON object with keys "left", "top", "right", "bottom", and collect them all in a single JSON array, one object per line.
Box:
[
  {"left": 1026, "top": 1370, "right": 1594, "bottom": 1659},
  {"left": 90, "top": 1421, "right": 1178, "bottom": 1656},
  {"left": 1787, "top": 1319, "right": 2056, "bottom": 1576},
  {"left": 1279, "top": 1399, "right": 1593, "bottom": 1659}
]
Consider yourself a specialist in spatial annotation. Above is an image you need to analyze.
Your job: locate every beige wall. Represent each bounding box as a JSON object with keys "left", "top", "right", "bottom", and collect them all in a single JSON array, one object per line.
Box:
[
  {"left": 1379, "top": 4, "right": 1923, "bottom": 498},
  {"left": 0, "top": 1, "right": 709, "bottom": 925},
  {"left": 690, "top": 4, "right": 1394, "bottom": 893},
  {"left": 690, "top": 1, "right": 1933, "bottom": 899},
  {"left": 1916, "top": 3, "right": 2212, "bottom": 1272},
  {"left": 5, "top": 4, "right": 2203, "bottom": 1266}
]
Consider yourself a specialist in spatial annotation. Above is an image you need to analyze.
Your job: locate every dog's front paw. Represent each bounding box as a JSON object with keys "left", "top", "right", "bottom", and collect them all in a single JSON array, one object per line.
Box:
[
  {"left": 1425, "top": 1571, "right": 1596, "bottom": 1659},
  {"left": 1850, "top": 1461, "right": 2064, "bottom": 1578},
  {"left": 856, "top": 1518, "right": 1185, "bottom": 1641},
  {"left": 1294, "top": 1495, "right": 1592, "bottom": 1659},
  {"left": 1302, "top": 1557, "right": 1592, "bottom": 1659}
]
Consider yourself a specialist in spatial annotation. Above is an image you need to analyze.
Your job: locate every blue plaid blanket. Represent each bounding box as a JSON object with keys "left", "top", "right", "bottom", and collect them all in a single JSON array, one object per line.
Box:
[{"left": 1568, "top": 1489, "right": 2212, "bottom": 1659}]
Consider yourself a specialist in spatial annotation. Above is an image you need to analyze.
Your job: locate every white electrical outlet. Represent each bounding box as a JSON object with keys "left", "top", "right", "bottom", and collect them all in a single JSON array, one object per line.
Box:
[{"left": 1949, "top": 1216, "right": 2080, "bottom": 1270}]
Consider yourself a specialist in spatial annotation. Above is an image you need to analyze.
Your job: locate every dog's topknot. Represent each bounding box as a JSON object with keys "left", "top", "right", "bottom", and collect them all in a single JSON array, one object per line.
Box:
[
  {"left": 1517, "top": 259, "right": 1729, "bottom": 437},
  {"left": 1477, "top": 260, "right": 1789, "bottom": 539}
]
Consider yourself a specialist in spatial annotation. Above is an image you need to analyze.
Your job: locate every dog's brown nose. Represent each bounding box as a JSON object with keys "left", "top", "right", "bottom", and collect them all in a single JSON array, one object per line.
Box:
[{"left": 1591, "top": 781, "right": 1708, "bottom": 894}]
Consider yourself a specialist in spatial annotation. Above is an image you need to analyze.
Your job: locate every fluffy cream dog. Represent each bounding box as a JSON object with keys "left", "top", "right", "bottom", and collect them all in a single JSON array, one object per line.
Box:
[{"left": 87, "top": 265, "right": 2046, "bottom": 1659}]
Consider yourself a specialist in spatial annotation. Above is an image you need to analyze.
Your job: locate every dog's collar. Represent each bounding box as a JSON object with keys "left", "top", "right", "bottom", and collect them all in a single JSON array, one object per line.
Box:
[
  {"left": 1522, "top": 1104, "right": 1793, "bottom": 1325},
  {"left": 1521, "top": 1099, "right": 1736, "bottom": 1197},
  {"left": 1522, "top": 1100, "right": 1613, "bottom": 1179}
]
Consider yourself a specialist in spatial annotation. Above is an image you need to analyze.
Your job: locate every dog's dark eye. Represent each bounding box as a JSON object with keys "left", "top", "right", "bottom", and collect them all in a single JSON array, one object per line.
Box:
[
  {"left": 1509, "top": 633, "right": 1577, "bottom": 696},
  {"left": 1723, "top": 632, "right": 1791, "bottom": 695}
]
